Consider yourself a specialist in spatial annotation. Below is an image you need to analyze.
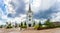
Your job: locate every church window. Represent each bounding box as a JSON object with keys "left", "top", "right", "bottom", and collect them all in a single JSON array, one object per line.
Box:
[
  {"left": 29, "top": 15, "right": 31, "bottom": 18},
  {"left": 29, "top": 19, "right": 31, "bottom": 21}
]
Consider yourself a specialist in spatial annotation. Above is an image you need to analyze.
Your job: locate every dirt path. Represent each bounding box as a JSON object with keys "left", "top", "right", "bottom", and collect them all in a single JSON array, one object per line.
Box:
[
  {"left": 0, "top": 28, "right": 60, "bottom": 33},
  {"left": 21, "top": 28, "right": 60, "bottom": 33}
]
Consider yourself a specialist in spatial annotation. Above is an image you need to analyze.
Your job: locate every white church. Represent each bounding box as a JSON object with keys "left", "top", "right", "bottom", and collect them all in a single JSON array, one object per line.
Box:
[{"left": 26, "top": 4, "right": 34, "bottom": 27}]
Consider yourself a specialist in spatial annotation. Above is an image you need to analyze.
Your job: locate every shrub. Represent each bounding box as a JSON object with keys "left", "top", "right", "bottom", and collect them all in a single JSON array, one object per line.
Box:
[
  {"left": 19, "top": 24, "right": 21, "bottom": 27},
  {"left": 6, "top": 23, "right": 13, "bottom": 29},
  {"left": 44, "top": 19, "right": 55, "bottom": 28},
  {"left": 23, "top": 22, "right": 27, "bottom": 28},
  {"left": 20, "top": 22, "right": 23, "bottom": 27},
  {"left": 0, "top": 25, "right": 3, "bottom": 28},
  {"left": 34, "top": 22, "right": 42, "bottom": 30},
  {"left": 33, "top": 22, "right": 35, "bottom": 27},
  {"left": 20, "top": 22, "right": 27, "bottom": 28},
  {"left": 15, "top": 23, "right": 18, "bottom": 28},
  {"left": 34, "top": 24, "right": 39, "bottom": 30}
]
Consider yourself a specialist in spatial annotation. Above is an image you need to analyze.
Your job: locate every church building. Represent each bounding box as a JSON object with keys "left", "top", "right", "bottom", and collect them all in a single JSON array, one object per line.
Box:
[{"left": 26, "top": 4, "right": 33, "bottom": 27}]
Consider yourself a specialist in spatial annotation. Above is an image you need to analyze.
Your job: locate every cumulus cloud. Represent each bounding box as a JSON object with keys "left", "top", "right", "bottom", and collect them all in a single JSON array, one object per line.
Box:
[
  {"left": 7, "top": 14, "right": 26, "bottom": 23},
  {"left": 30, "top": 0, "right": 56, "bottom": 13},
  {"left": 0, "top": 0, "right": 60, "bottom": 25},
  {"left": 0, "top": 8, "right": 7, "bottom": 24},
  {"left": 51, "top": 12, "right": 60, "bottom": 22},
  {"left": 4, "top": 0, "right": 26, "bottom": 18},
  {"left": 31, "top": 0, "right": 41, "bottom": 13},
  {"left": 40, "top": 0, "right": 56, "bottom": 10},
  {"left": 0, "top": 20, "right": 6, "bottom": 25},
  {"left": 50, "top": 1, "right": 60, "bottom": 22},
  {"left": 4, "top": 0, "right": 17, "bottom": 15},
  {"left": 0, "top": 0, "right": 26, "bottom": 24}
]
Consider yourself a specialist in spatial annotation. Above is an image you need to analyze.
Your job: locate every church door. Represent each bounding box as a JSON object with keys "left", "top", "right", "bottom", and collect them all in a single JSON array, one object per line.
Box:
[{"left": 28, "top": 24, "right": 31, "bottom": 27}]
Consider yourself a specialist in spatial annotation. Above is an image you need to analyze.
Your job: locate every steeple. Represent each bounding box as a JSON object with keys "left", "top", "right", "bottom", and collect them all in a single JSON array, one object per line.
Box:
[
  {"left": 29, "top": 4, "right": 31, "bottom": 11},
  {"left": 28, "top": 3, "right": 32, "bottom": 12},
  {"left": 26, "top": 3, "right": 33, "bottom": 27}
]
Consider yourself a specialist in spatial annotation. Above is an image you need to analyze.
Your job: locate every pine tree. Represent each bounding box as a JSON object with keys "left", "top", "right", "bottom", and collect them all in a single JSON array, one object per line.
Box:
[
  {"left": 20, "top": 22, "right": 23, "bottom": 28},
  {"left": 6, "top": 22, "right": 13, "bottom": 29},
  {"left": 33, "top": 22, "right": 35, "bottom": 27},
  {"left": 15, "top": 22, "right": 18, "bottom": 28},
  {"left": 24, "top": 22, "right": 27, "bottom": 26},
  {"left": 24, "top": 22, "right": 27, "bottom": 28},
  {"left": 44, "top": 19, "right": 55, "bottom": 28},
  {"left": 39, "top": 21, "right": 42, "bottom": 27}
]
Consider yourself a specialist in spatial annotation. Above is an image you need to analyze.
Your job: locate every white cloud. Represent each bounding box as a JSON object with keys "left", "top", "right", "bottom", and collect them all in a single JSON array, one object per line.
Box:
[
  {"left": 0, "top": 20, "right": 6, "bottom": 25},
  {"left": 40, "top": 0, "right": 56, "bottom": 10},
  {"left": 7, "top": 14, "right": 26, "bottom": 23},
  {"left": 57, "top": 0, "right": 60, "bottom": 2},
  {"left": 0, "top": 8, "right": 7, "bottom": 20},
  {"left": 2, "top": 0, "right": 60, "bottom": 24},
  {"left": 0, "top": 8, "right": 7, "bottom": 25},
  {"left": 24, "top": 0, "right": 29, "bottom": 3},
  {"left": 51, "top": 12, "right": 60, "bottom": 22},
  {"left": 34, "top": 19, "right": 47, "bottom": 24},
  {"left": 26, "top": 0, "right": 56, "bottom": 13},
  {"left": 31, "top": 0, "right": 41, "bottom": 13},
  {"left": 4, "top": 0, "right": 17, "bottom": 14},
  {"left": 15, "top": 14, "right": 26, "bottom": 22},
  {"left": 0, "top": 8, "right": 3, "bottom": 17}
]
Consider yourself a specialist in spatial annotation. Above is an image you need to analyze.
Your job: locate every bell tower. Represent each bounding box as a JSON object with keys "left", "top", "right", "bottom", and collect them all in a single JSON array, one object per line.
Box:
[{"left": 26, "top": 4, "right": 33, "bottom": 27}]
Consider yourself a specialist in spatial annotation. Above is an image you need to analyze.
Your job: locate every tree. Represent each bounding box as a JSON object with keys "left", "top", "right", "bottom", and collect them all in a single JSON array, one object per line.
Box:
[
  {"left": 19, "top": 24, "right": 21, "bottom": 27},
  {"left": 0, "top": 25, "right": 3, "bottom": 28},
  {"left": 39, "top": 21, "right": 42, "bottom": 28},
  {"left": 34, "top": 21, "right": 42, "bottom": 30},
  {"left": 23, "top": 22, "right": 27, "bottom": 28},
  {"left": 6, "top": 22, "right": 13, "bottom": 29},
  {"left": 33, "top": 21, "right": 35, "bottom": 27},
  {"left": 21, "top": 22, "right": 23, "bottom": 27},
  {"left": 24, "top": 22, "right": 27, "bottom": 26},
  {"left": 39, "top": 21, "right": 42, "bottom": 26},
  {"left": 44, "top": 19, "right": 55, "bottom": 28},
  {"left": 15, "top": 22, "right": 18, "bottom": 28}
]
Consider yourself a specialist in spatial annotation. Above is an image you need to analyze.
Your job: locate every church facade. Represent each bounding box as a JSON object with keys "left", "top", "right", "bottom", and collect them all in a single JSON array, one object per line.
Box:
[{"left": 26, "top": 4, "right": 33, "bottom": 27}]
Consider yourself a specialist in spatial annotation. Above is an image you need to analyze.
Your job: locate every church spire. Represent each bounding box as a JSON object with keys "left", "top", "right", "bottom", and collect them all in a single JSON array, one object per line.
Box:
[
  {"left": 29, "top": 4, "right": 31, "bottom": 11},
  {"left": 28, "top": 3, "right": 32, "bottom": 12}
]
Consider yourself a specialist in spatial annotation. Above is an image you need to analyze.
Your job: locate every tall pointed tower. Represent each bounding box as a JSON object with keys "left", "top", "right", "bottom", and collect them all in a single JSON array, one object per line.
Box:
[{"left": 26, "top": 4, "right": 33, "bottom": 27}]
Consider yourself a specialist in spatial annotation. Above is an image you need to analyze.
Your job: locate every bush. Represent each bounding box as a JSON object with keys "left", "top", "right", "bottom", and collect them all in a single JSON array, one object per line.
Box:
[
  {"left": 15, "top": 23, "right": 18, "bottom": 28},
  {"left": 33, "top": 22, "right": 35, "bottom": 27},
  {"left": 0, "top": 25, "right": 3, "bottom": 28},
  {"left": 6, "top": 23, "right": 13, "bottom": 29},
  {"left": 44, "top": 19, "right": 55, "bottom": 28},
  {"left": 34, "top": 22, "right": 42, "bottom": 30},
  {"left": 20, "top": 22, "right": 27, "bottom": 28},
  {"left": 23, "top": 22, "right": 27, "bottom": 28},
  {"left": 21, "top": 25, "right": 27, "bottom": 28},
  {"left": 34, "top": 24, "right": 39, "bottom": 30},
  {"left": 20, "top": 22, "right": 23, "bottom": 27},
  {"left": 19, "top": 24, "right": 21, "bottom": 27}
]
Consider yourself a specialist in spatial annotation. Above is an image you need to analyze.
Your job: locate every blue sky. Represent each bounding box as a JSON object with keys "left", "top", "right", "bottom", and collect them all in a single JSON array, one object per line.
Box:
[{"left": 0, "top": 0, "right": 60, "bottom": 25}]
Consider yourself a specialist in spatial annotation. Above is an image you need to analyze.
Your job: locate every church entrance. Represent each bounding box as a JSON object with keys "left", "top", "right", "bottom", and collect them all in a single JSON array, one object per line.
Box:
[{"left": 28, "top": 24, "right": 31, "bottom": 27}]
